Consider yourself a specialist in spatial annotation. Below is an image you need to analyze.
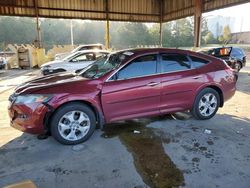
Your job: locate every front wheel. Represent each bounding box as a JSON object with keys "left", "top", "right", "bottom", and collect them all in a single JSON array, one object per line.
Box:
[
  {"left": 191, "top": 88, "right": 220, "bottom": 120},
  {"left": 50, "top": 103, "right": 96, "bottom": 145}
]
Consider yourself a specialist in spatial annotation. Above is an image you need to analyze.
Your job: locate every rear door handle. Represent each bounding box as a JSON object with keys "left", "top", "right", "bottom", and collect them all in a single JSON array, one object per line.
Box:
[
  {"left": 147, "top": 82, "right": 159, "bottom": 86},
  {"left": 192, "top": 76, "right": 202, "bottom": 79}
]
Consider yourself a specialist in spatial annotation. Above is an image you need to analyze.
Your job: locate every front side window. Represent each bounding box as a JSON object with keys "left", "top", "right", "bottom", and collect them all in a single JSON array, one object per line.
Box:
[
  {"left": 71, "top": 53, "right": 95, "bottom": 62},
  {"left": 116, "top": 55, "right": 157, "bottom": 80},
  {"left": 161, "top": 54, "right": 190, "bottom": 73},
  {"left": 231, "top": 48, "right": 244, "bottom": 56}
]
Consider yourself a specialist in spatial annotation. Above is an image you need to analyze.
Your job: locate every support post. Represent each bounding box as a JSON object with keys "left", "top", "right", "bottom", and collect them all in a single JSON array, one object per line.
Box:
[
  {"left": 70, "top": 20, "right": 74, "bottom": 46},
  {"left": 159, "top": 0, "right": 163, "bottom": 47},
  {"left": 159, "top": 22, "right": 163, "bottom": 47},
  {"left": 194, "top": 0, "right": 202, "bottom": 48},
  {"left": 34, "top": 0, "right": 41, "bottom": 48},
  {"left": 105, "top": 0, "right": 110, "bottom": 49},
  {"left": 106, "top": 20, "right": 110, "bottom": 49}
]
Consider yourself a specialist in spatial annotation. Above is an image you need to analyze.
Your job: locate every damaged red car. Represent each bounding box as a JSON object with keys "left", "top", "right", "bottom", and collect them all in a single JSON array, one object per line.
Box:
[{"left": 8, "top": 48, "right": 237, "bottom": 145}]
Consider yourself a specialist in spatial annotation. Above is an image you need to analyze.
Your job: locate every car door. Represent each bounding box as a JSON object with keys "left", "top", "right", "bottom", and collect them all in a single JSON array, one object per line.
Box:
[
  {"left": 159, "top": 53, "right": 205, "bottom": 113},
  {"left": 101, "top": 54, "right": 161, "bottom": 122}
]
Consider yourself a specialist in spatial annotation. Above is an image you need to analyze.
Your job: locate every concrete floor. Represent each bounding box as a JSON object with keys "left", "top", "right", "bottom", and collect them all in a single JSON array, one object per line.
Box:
[{"left": 0, "top": 65, "right": 250, "bottom": 188}]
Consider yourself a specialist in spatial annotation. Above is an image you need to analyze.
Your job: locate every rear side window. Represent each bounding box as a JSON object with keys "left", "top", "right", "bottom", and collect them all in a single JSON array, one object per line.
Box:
[
  {"left": 161, "top": 54, "right": 190, "bottom": 73},
  {"left": 190, "top": 56, "right": 209, "bottom": 68},
  {"left": 231, "top": 48, "right": 245, "bottom": 56},
  {"left": 117, "top": 55, "right": 157, "bottom": 80}
]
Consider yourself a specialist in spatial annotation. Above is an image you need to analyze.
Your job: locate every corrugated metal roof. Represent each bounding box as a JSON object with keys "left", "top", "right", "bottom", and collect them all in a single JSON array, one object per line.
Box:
[{"left": 0, "top": 0, "right": 249, "bottom": 22}]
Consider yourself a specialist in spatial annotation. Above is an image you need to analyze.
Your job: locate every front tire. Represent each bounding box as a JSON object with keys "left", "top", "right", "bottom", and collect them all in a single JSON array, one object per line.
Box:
[
  {"left": 191, "top": 88, "right": 220, "bottom": 120},
  {"left": 50, "top": 103, "right": 96, "bottom": 145}
]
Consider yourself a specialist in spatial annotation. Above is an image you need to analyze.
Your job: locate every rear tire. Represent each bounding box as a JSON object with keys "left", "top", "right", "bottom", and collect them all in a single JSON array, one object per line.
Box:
[
  {"left": 191, "top": 88, "right": 220, "bottom": 120},
  {"left": 50, "top": 102, "right": 96, "bottom": 145}
]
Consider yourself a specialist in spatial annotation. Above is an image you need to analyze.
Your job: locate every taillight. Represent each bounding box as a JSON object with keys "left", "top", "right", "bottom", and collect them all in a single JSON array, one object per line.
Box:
[{"left": 225, "top": 67, "right": 238, "bottom": 82}]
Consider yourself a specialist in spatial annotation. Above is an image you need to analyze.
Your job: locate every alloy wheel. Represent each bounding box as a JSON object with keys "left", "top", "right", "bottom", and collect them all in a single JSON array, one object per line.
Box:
[
  {"left": 198, "top": 93, "right": 218, "bottom": 117},
  {"left": 58, "top": 110, "right": 90, "bottom": 141}
]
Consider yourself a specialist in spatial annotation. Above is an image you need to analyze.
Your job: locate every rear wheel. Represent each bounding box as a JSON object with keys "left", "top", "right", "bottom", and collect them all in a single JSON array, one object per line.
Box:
[
  {"left": 50, "top": 103, "right": 96, "bottom": 145},
  {"left": 191, "top": 88, "right": 220, "bottom": 120}
]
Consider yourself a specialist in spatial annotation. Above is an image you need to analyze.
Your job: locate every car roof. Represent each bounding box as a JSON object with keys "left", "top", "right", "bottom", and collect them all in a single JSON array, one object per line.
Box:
[
  {"left": 109, "top": 47, "right": 220, "bottom": 64},
  {"left": 113, "top": 47, "right": 194, "bottom": 56},
  {"left": 77, "top": 43, "right": 104, "bottom": 47},
  {"left": 74, "top": 49, "right": 110, "bottom": 54}
]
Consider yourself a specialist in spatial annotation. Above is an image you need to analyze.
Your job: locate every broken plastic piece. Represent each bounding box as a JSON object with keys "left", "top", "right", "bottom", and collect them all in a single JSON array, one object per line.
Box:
[
  {"left": 133, "top": 130, "right": 141, "bottom": 134},
  {"left": 204, "top": 129, "right": 212, "bottom": 134}
]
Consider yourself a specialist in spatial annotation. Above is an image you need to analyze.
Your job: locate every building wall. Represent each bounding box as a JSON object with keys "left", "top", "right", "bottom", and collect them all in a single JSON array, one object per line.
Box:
[{"left": 231, "top": 31, "right": 250, "bottom": 44}]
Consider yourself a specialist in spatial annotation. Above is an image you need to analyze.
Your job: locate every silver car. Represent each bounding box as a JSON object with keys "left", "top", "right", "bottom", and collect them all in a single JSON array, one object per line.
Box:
[
  {"left": 41, "top": 50, "right": 109, "bottom": 75},
  {"left": 55, "top": 44, "right": 105, "bottom": 60}
]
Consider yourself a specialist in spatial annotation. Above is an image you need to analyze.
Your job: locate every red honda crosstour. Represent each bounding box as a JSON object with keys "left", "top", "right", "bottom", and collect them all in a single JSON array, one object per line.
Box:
[{"left": 8, "top": 48, "right": 237, "bottom": 144}]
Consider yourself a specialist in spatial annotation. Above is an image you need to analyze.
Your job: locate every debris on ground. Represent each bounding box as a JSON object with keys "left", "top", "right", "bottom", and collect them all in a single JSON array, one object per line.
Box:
[
  {"left": 133, "top": 130, "right": 141, "bottom": 134},
  {"left": 204, "top": 129, "right": 212, "bottom": 134},
  {"left": 72, "top": 144, "right": 85, "bottom": 151},
  {"left": 3, "top": 180, "right": 37, "bottom": 188}
]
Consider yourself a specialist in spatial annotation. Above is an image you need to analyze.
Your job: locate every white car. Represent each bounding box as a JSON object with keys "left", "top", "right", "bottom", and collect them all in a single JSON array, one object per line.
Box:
[
  {"left": 55, "top": 44, "right": 105, "bottom": 60},
  {"left": 41, "top": 50, "right": 109, "bottom": 75}
]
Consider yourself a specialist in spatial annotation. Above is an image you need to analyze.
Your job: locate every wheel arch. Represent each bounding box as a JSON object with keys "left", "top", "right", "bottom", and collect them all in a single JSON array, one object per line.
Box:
[
  {"left": 195, "top": 84, "right": 224, "bottom": 107},
  {"left": 44, "top": 100, "right": 105, "bottom": 132}
]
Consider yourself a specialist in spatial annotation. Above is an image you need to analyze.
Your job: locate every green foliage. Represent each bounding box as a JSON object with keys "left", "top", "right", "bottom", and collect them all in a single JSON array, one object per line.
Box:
[
  {"left": 170, "top": 18, "right": 194, "bottom": 48},
  {"left": 204, "top": 32, "right": 216, "bottom": 44},
  {"left": 111, "top": 22, "right": 152, "bottom": 48},
  {"left": 0, "top": 16, "right": 217, "bottom": 50},
  {"left": 0, "top": 17, "right": 36, "bottom": 44},
  {"left": 218, "top": 25, "right": 232, "bottom": 45},
  {"left": 201, "top": 18, "right": 210, "bottom": 45},
  {"left": 148, "top": 24, "right": 160, "bottom": 45}
]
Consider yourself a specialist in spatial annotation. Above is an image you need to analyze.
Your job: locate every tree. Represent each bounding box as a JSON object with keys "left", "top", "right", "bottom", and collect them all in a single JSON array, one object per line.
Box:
[
  {"left": 218, "top": 25, "right": 231, "bottom": 45},
  {"left": 0, "top": 17, "right": 36, "bottom": 45},
  {"left": 204, "top": 32, "right": 215, "bottom": 44},
  {"left": 170, "top": 18, "right": 194, "bottom": 48},
  {"left": 201, "top": 18, "right": 210, "bottom": 45},
  {"left": 111, "top": 22, "right": 151, "bottom": 49},
  {"left": 0, "top": 16, "right": 217, "bottom": 50},
  {"left": 162, "top": 22, "right": 172, "bottom": 47},
  {"left": 148, "top": 24, "right": 160, "bottom": 45}
]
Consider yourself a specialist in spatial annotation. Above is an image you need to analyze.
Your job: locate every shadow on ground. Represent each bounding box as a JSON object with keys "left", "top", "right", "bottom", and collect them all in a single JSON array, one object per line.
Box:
[
  {"left": 1, "top": 112, "right": 250, "bottom": 188},
  {"left": 236, "top": 71, "right": 250, "bottom": 94}
]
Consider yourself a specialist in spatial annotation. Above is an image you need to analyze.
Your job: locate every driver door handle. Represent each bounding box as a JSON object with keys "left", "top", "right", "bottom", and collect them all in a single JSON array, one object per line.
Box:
[
  {"left": 147, "top": 82, "right": 159, "bottom": 86},
  {"left": 192, "top": 76, "right": 202, "bottom": 79}
]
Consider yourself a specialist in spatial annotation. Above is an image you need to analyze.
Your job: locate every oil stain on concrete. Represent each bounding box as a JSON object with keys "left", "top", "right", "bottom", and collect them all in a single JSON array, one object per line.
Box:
[{"left": 102, "top": 116, "right": 184, "bottom": 188}]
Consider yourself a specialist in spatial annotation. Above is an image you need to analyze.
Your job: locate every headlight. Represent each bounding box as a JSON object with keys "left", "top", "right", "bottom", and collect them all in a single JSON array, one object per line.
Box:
[
  {"left": 14, "top": 94, "right": 53, "bottom": 104},
  {"left": 41, "top": 65, "right": 51, "bottom": 70}
]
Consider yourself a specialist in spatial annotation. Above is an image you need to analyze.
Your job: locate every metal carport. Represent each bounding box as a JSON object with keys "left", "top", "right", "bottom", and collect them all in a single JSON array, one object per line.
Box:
[{"left": 0, "top": 0, "right": 249, "bottom": 48}]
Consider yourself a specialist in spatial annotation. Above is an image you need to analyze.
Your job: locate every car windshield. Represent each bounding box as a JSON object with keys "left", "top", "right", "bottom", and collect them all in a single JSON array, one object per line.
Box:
[
  {"left": 77, "top": 53, "right": 127, "bottom": 79},
  {"left": 71, "top": 45, "right": 101, "bottom": 53},
  {"left": 62, "top": 52, "right": 80, "bottom": 61}
]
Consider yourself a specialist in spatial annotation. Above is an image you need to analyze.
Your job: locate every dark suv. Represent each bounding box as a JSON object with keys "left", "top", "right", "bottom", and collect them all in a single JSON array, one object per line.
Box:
[{"left": 199, "top": 47, "right": 246, "bottom": 72}]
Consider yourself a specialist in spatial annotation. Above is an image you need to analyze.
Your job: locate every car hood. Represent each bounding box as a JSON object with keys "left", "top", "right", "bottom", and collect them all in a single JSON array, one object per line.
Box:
[
  {"left": 14, "top": 72, "right": 89, "bottom": 95},
  {"left": 41, "top": 60, "right": 64, "bottom": 67}
]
